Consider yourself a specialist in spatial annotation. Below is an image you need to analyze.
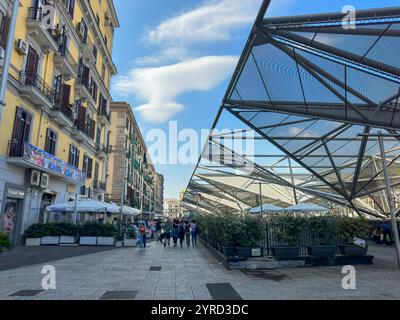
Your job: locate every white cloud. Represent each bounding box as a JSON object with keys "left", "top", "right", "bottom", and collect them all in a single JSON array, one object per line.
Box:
[
  {"left": 133, "top": 46, "right": 193, "bottom": 67},
  {"left": 146, "top": 0, "right": 262, "bottom": 45},
  {"left": 114, "top": 55, "right": 238, "bottom": 123}
]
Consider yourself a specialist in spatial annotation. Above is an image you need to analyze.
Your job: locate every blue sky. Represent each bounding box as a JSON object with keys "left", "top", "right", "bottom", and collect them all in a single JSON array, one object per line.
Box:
[{"left": 110, "top": 0, "right": 400, "bottom": 199}]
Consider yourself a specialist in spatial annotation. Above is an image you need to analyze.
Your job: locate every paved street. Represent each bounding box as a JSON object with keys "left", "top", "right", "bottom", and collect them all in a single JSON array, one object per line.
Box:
[{"left": 0, "top": 242, "right": 399, "bottom": 300}]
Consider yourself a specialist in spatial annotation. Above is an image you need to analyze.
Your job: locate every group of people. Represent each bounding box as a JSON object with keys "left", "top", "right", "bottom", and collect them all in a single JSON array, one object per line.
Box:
[
  {"left": 158, "top": 218, "right": 199, "bottom": 248},
  {"left": 371, "top": 221, "right": 395, "bottom": 246}
]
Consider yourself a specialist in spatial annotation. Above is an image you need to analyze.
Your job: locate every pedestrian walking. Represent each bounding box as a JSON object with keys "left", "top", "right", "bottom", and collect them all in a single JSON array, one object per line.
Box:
[
  {"left": 379, "top": 221, "right": 393, "bottom": 245},
  {"left": 156, "top": 220, "right": 162, "bottom": 241},
  {"left": 139, "top": 223, "right": 147, "bottom": 251},
  {"left": 179, "top": 221, "right": 185, "bottom": 247},
  {"left": 172, "top": 218, "right": 180, "bottom": 247},
  {"left": 184, "top": 220, "right": 191, "bottom": 247},
  {"left": 190, "top": 220, "right": 198, "bottom": 247},
  {"left": 162, "top": 220, "right": 171, "bottom": 247}
]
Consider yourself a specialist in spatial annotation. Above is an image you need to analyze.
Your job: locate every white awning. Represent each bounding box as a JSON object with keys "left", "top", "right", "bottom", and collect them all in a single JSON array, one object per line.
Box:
[
  {"left": 286, "top": 203, "right": 329, "bottom": 213},
  {"left": 249, "top": 204, "right": 285, "bottom": 214},
  {"left": 46, "top": 199, "right": 120, "bottom": 214}
]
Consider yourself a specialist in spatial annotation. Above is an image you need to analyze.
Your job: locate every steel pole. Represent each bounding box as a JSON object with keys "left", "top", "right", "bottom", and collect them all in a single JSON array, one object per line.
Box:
[
  {"left": 0, "top": 0, "right": 20, "bottom": 123},
  {"left": 74, "top": 193, "right": 78, "bottom": 225},
  {"left": 119, "top": 150, "right": 126, "bottom": 231},
  {"left": 259, "top": 182, "right": 263, "bottom": 214},
  {"left": 378, "top": 132, "right": 400, "bottom": 268}
]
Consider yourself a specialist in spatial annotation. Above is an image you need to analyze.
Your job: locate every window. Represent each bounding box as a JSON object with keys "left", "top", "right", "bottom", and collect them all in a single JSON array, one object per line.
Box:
[
  {"left": 68, "top": 145, "right": 80, "bottom": 168},
  {"left": 101, "top": 63, "right": 105, "bottom": 80},
  {"left": 10, "top": 107, "right": 32, "bottom": 157},
  {"left": 0, "top": 12, "right": 10, "bottom": 49},
  {"left": 83, "top": 155, "right": 93, "bottom": 179},
  {"left": 44, "top": 129, "right": 57, "bottom": 155},
  {"left": 93, "top": 45, "right": 98, "bottom": 63}
]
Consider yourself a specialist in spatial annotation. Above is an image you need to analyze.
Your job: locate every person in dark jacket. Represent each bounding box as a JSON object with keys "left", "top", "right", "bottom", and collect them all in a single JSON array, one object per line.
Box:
[
  {"left": 184, "top": 221, "right": 191, "bottom": 247},
  {"left": 178, "top": 221, "right": 185, "bottom": 247},
  {"left": 172, "top": 218, "right": 180, "bottom": 247}
]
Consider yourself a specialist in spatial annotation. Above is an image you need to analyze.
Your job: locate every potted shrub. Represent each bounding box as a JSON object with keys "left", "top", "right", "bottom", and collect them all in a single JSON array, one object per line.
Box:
[
  {"left": 221, "top": 215, "right": 238, "bottom": 257},
  {"left": 270, "top": 216, "right": 304, "bottom": 258},
  {"left": 79, "top": 222, "right": 100, "bottom": 245},
  {"left": 0, "top": 232, "right": 12, "bottom": 252},
  {"left": 307, "top": 217, "right": 337, "bottom": 258},
  {"left": 41, "top": 224, "right": 60, "bottom": 246},
  {"left": 24, "top": 224, "right": 45, "bottom": 246},
  {"left": 235, "top": 216, "right": 264, "bottom": 258},
  {"left": 337, "top": 217, "right": 369, "bottom": 256},
  {"left": 97, "top": 224, "right": 117, "bottom": 246},
  {"left": 123, "top": 227, "right": 138, "bottom": 247},
  {"left": 115, "top": 231, "right": 124, "bottom": 247},
  {"left": 53, "top": 223, "right": 78, "bottom": 245}
]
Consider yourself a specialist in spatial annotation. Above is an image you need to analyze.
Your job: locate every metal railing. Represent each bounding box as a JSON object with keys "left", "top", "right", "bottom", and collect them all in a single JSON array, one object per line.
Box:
[
  {"left": 52, "top": 103, "right": 74, "bottom": 122},
  {"left": 98, "top": 104, "right": 110, "bottom": 121},
  {"left": 57, "top": 45, "right": 78, "bottom": 69},
  {"left": 19, "top": 71, "right": 54, "bottom": 102},
  {"left": 264, "top": 220, "right": 345, "bottom": 256},
  {"left": 8, "top": 140, "right": 25, "bottom": 157},
  {"left": 27, "top": 7, "right": 43, "bottom": 21}
]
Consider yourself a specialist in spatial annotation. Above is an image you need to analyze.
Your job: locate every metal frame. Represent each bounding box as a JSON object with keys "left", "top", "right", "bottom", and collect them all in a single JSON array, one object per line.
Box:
[{"left": 183, "top": 1, "right": 400, "bottom": 219}]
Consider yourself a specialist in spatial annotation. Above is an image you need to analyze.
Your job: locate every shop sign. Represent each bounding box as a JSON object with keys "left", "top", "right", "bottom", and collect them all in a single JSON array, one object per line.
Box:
[
  {"left": 24, "top": 144, "right": 86, "bottom": 183},
  {"left": 7, "top": 188, "right": 25, "bottom": 199}
]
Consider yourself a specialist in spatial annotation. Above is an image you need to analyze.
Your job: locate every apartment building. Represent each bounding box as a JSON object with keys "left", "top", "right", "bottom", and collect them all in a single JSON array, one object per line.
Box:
[
  {"left": 106, "top": 102, "right": 164, "bottom": 218},
  {"left": 163, "top": 198, "right": 181, "bottom": 219},
  {"left": 0, "top": 0, "right": 119, "bottom": 244}
]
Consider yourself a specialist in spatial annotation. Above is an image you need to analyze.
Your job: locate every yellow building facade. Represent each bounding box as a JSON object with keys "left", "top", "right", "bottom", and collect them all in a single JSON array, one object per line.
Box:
[{"left": 0, "top": 0, "right": 119, "bottom": 244}]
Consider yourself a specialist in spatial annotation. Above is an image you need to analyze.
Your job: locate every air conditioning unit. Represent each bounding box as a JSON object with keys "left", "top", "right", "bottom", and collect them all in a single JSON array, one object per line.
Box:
[
  {"left": 76, "top": 22, "right": 85, "bottom": 39},
  {"left": 26, "top": 169, "right": 41, "bottom": 187},
  {"left": 40, "top": 173, "right": 50, "bottom": 189},
  {"left": 15, "top": 39, "right": 27, "bottom": 55}
]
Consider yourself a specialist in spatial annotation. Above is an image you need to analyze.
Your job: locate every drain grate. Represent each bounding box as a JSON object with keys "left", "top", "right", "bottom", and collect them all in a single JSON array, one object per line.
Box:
[
  {"left": 99, "top": 290, "right": 138, "bottom": 300},
  {"left": 149, "top": 266, "right": 162, "bottom": 271},
  {"left": 10, "top": 290, "right": 44, "bottom": 297},
  {"left": 241, "top": 270, "right": 288, "bottom": 282},
  {"left": 206, "top": 283, "right": 242, "bottom": 300}
]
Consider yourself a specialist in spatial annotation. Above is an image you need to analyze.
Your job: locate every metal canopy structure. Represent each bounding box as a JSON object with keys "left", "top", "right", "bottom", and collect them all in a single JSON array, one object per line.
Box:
[{"left": 183, "top": 1, "right": 400, "bottom": 219}]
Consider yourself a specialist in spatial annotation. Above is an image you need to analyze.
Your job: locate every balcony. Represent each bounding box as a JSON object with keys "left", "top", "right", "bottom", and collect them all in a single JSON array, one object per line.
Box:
[
  {"left": 97, "top": 104, "right": 110, "bottom": 127},
  {"left": 26, "top": 7, "right": 59, "bottom": 53},
  {"left": 19, "top": 71, "right": 54, "bottom": 109},
  {"left": 93, "top": 180, "right": 106, "bottom": 191},
  {"left": 95, "top": 143, "right": 107, "bottom": 159},
  {"left": 49, "top": 103, "right": 74, "bottom": 128},
  {"left": 54, "top": 46, "right": 78, "bottom": 80},
  {"left": 75, "top": 78, "right": 94, "bottom": 103},
  {"left": 7, "top": 142, "right": 86, "bottom": 185},
  {"left": 80, "top": 36, "right": 96, "bottom": 65}
]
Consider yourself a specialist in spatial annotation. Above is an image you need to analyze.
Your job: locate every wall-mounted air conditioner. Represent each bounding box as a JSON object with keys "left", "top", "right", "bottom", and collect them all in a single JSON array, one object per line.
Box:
[
  {"left": 26, "top": 169, "right": 41, "bottom": 187},
  {"left": 15, "top": 39, "right": 27, "bottom": 55},
  {"left": 40, "top": 173, "right": 50, "bottom": 189}
]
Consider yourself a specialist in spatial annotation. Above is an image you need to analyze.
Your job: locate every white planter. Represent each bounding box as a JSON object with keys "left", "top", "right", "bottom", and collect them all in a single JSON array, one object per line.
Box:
[
  {"left": 79, "top": 237, "right": 97, "bottom": 246},
  {"left": 26, "top": 238, "right": 41, "bottom": 246},
  {"left": 123, "top": 239, "right": 137, "bottom": 247},
  {"left": 115, "top": 241, "right": 123, "bottom": 247},
  {"left": 60, "top": 236, "right": 76, "bottom": 244},
  {"left": 41, "top": 236, "right": 60, "bottom": 246},
  {"left": 97, "top": 237, "right": 115, "bottom": 246}
]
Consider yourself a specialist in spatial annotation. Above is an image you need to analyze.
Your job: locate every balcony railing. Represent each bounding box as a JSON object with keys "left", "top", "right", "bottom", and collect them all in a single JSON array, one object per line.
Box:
[
  {"left": 57, "top": 45, "right": 78, "bottom": 68},
  {"left": 97, "top": 105, "right": 110, "bottom": 121},
  {"left": 8, "top": 140, "right": 25, "bottom": 157},
  {"left": 53, "top": 103, "right": 74, "bottom": 122},
  {"left": 27, "top": 7, "right": 43, "bottom": 21},
  {"left": 19, "top": 71, "right": 54, "bottom": 102}
]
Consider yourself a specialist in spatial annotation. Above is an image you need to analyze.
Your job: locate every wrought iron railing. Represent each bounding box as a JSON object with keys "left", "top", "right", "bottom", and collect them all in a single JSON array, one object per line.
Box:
[
  {"left": 27, "top": 7, "right": 43, "bottom": 21},
  {"left": 57, "top": 45, "right": 78, "bottom": 69},
  {"left": 52, "top": 103, "right": 74, "bottom": 122},
  {"left": 19, "top": 71, "right": 54, "bottom": 102},
  {"left": 98, "top": 104, "right": 110, "bottom": 121},
  {"left": 8, "top": 140, "right": 25, "bottom": 157}
]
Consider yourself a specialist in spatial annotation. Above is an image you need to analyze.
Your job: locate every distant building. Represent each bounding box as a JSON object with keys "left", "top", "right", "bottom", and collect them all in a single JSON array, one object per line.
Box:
[
  {"left": 163, "top": 198, "right": 181, "bottom": 218},
  {"left": 106, "top": 102, "right": 163, "bottom": 215}
]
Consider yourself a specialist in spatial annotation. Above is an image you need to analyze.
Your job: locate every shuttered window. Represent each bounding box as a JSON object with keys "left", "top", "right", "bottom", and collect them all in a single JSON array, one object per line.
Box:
[
  {"left": 44, "top": 129, "right": 57, "bottom": 156},
  {"left": 68, "top": 145, "right": 80, "bottom": 168},
  {"left": 0, "top": 13, "right": 10, "bottom": 49},
  {"left": 10, "top": 107, "right": 32, "bottom": 157}
]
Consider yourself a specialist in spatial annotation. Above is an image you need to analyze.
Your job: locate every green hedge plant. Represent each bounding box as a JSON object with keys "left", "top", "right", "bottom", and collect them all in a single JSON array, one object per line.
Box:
[
  {"left": 337, "top": 217, "right": 369, "bottom": 244},
  {"left": 79, "top": 222, "right": 118, "bottom": 238},
  {"left": 0, "top": 232, "right": 12, "bottom": 252}
]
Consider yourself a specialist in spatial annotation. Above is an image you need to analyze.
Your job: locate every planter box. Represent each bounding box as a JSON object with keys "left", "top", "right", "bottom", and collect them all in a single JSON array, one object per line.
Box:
[
  {"left": 124, "top": 239, "right": 137, "bottom": 247},
  {"left": 41, "top": 236, "right": 60, "bottom": 246},
  {"left": 222, "top": 246, "right": 236, "bottom": 257},
  {"left": 97, "top": 237, "right": 115, "bottom": 246},
  {"left": 237, "top": 247, "right": 264, "bottom": 258},
  {"left": 271, "top": 246, "right": 301, "bottom": 258},
  {"left": 339, "top": 245, "right": 368, "bottom": 256},
  {"left": 79, "top": 237, "right": 97, "bottom": 246},
  {"left": 59, "top": 236, "right": 76, "bottom": 245},
  {"left": 115, "top": 241, "right": 123, "bottom": 247},
  {"left": 25, "top": 238, "right": 41, "bottom": 246},
  {"left": 307, "top": 246, "right": 337, "bottom": 258}
]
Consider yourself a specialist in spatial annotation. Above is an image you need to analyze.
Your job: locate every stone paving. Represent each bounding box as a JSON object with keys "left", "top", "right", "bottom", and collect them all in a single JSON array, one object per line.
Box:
[{"left": 0, "top": 241, "right": 399, "bottom": 300}]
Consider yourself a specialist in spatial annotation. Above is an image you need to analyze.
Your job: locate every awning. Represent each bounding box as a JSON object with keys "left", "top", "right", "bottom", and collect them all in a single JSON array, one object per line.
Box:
[
  {"left": 46, "top": 199, "right": 120, "bottom": 214},
  {"left": 249, "top": 204, "right": 285, "bottom": 214},
  {"left": 122, "top": 206, "right": 141, "bottom": 216},
  {"left": 286, "top": 203, "right": 330, "bottom": 213}
]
